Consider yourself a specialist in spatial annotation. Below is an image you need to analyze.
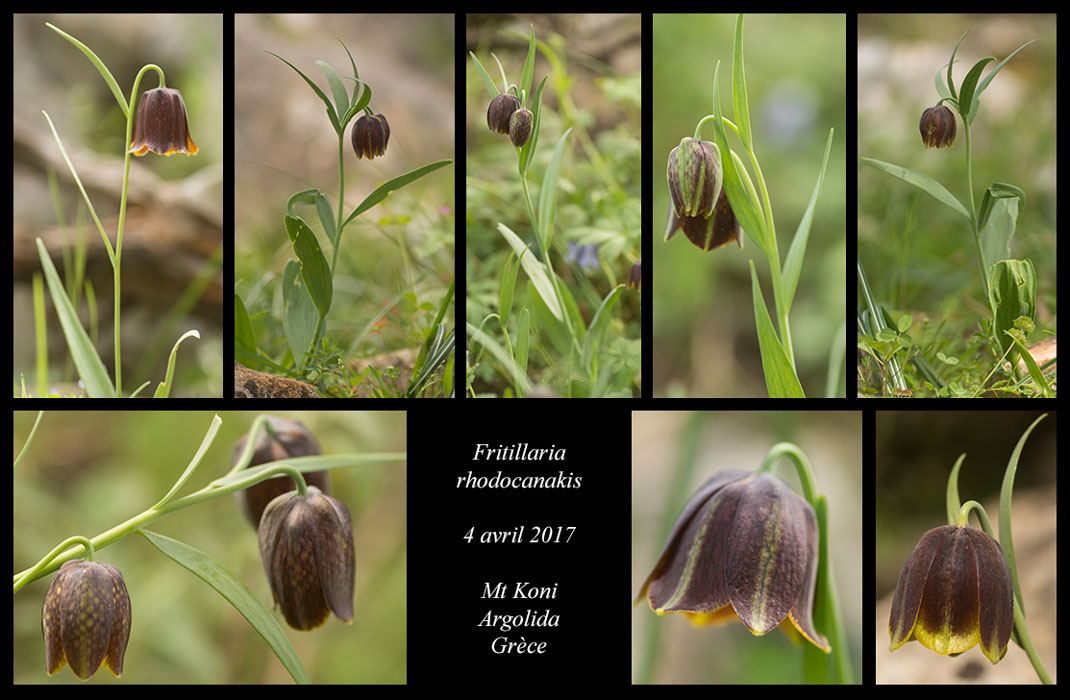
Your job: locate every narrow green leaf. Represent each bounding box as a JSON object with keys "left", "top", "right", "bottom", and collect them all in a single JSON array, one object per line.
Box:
[
  {"left": 315, "top": 191, "right": 338, "bottom": 247},
  {"left": 859, "top": 157, "right": 971, "bottom": 220},
  {"left": 711, "top": 62, "right": 767, "bottom": 253},
  {"left": 749, "top": 261, "right": 805, "bottom": 398},
  {"left": 972, "top": 39, "right": 1038, "bottom": 117},
  {"left": 946, "top": 31, "right": 968, "bottom": 100},
  {"left": 515, "top": 307, "right": 530, "bottom": 389},
  {"left": 499, "top": 249, "right": 520, "bottom": 327},
  {"left": 266, "top": 51, "right": 341, "bottom": 134},
  {"left": 36, "top": 238, "right": 114, "bottom": 398},
  {"left": 342, "top": 160, "right": 452, "bottom": 228},
  {"left": 338, "top": 38, "right": 361, "bottom": 107},
  {"left": 285, "top": 215, "right": 333, "bottom": 316},
  {"left": 519, "top": 76, "right": 548, "bottom": 176},
  {"left": 467, "top": 322, "right": 533, "bottom": 396},
  {"left": 958, "top": 56, "right": 995, "bottom": 125},
  {"left": 41, "top": 112, "right": 114, "bottom": 264},
  {"left": 139, "top": 530, "right": 311, "bottom": 685},
  {"left": 519, "top": 25, "right": 537, "bottom": 107},
  {"left": 153, "top": 414, "right": 220, "bottom": 508},
  {"left": 536, "top": 128, "right": 572, "bottom": 251},
  {"left": 208, "top": 453, "right": 407, "bottom": 490},
  {"left": 783, "top": 128, "right": 834, "bottom": 312},
  {"left": 316, "top": 59, "right": 349, "bottom": 119},
  {"left": 469, "top": 51, "right": 501, "bottom": 98},
  {"left": 945, "top": 453, "right": 967, "bottom": 526},
  {"left": 45, "top": 23, "right": 128, "bottom": 117},
  {"left": 496, "top": 223, "right": 562, "bottom": 321},
  {"left": 1008, "top": 333, "right": 1053, "bottom": 398},
  {"left": 234, "top": 293, "right": 257, "bottom": 360},
  {"left": 732, "top": 14, "right": 753, "bottom": 151},
  {"left": 581, "top": 284, "right": 625, "bottom": 373},
  {"left": 153, "top": 329, "right": 200, "bottom": 398},
  {"left": 999, "top": 414, "right": 1047, "bottom": 615}
]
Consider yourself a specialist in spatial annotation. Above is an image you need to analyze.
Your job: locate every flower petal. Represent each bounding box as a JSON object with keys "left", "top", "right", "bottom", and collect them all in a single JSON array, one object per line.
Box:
[{"left": 725, "top": 474, "right": 815, "bottom": 639}]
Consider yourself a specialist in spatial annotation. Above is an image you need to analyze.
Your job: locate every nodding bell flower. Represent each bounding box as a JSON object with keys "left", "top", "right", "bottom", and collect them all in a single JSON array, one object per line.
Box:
[
  {"left": 919, "top": 105, "right": 956, "bottom": 149},
  {"left": 487, "top": 93, "right": 520, "bottom": 134},
  {"left": 665, "top": 137, "right": 743, "bottom": 251},
  {"left": 351, "top": 113, "right": 390, "bottom": 160},
  {"left": 42, "top": 560, "right": 132, "bottom": 680},
  {"left": 637, "top": 470, "right": 829, "bottom": 652},
  {"left": 509, "top": 107, "right": 534, "bottom": 148},
  {"left": 232, "top": 416, "right": 330, "bottom": 528},
  {"left": 889, "top": 524, "right": 1013, "bottom": 664},
  {"left": 127, "top": 87, "right": 198, "bottom": 157},
  {"left": 259, "top": 486, "right": 355, "bottom": 631}
]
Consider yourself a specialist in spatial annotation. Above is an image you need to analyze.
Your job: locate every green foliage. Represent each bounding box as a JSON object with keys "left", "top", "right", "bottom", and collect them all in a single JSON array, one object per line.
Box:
[{"left": 467, "top": 22, "right": 641, "bottom": 397}]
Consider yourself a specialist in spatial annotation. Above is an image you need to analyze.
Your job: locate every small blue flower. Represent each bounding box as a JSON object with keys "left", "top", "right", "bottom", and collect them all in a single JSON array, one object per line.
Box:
[{"left": 566, "top": 242, "right": 600, "bottom": 270}]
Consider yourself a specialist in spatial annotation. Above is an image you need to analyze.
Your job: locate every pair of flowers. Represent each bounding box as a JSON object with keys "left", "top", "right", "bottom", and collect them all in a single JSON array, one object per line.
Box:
[
  {"left": 128, "top": 87, "right": 389, "bottom": 160},
  {"left": 42, "top": 418, "right": 354, "bottom": 680},
  {"left": 638, "top": 468, "right": 1014, "bottom": 665}
]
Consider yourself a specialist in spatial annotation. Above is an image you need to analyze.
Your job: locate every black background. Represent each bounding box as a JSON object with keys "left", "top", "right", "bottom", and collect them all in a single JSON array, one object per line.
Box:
[{"left": 408, "top": 403, "right": 632, "bottom": 684}]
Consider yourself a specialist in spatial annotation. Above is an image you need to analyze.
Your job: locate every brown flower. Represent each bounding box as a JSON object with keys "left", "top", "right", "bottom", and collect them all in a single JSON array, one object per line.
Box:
[
  {"left": 42, "top": 560, "right": 132, "bottom": 680},
  {"left": 258, "top": 486, "right": 355, "bottom": 630},
  {"left": 351, "top": 112, "right": 390, "bottom": 160},
  {"left": 127, "top": 87, "right": 198, "bottom": 157},
  {"left": 889, "top": 524, "right": 1013, "bottom": 663},
  {"left": 637, "top": 470, "right": 828, "bottom": 652}
]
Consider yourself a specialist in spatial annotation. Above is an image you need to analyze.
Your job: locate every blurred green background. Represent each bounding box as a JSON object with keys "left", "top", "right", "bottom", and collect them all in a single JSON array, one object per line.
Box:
[
  {"left": 234, "top": 14, "right": 455, "bottom": 366},
  {"left": 14, "top": 411, "right": 406, "bottom": 684},
  {"left": 632, "top": 411, "right": 861, "bottom": 684},
  {"left": 653, "top": 14, "right": 847, "bottom": 397},
  {"left": 858, "top": 15, "right": 1056, "bottom": 350}
]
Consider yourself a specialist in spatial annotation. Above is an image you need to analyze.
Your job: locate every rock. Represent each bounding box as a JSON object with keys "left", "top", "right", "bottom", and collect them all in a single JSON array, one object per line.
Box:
[{"left": 233, "top": 362, "right": 318, "bottom": 398}]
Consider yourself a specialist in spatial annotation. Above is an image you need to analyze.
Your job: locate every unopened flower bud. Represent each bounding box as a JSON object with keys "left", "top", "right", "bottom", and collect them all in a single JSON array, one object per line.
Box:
[
  {"left": 919, "top": 105, "right": 956, "bottom": 149},
  {"left": 487, "top": 93, "right": 520, "bottom": 134},
  {"left": 667, "top": 137, "right": 722, "bottom": 219},
  {"left": 351, "top": 112, "right": 390, "bottom": 159},
  {"left": 509, "top": 108, "right": 533, "bottom": 147}
]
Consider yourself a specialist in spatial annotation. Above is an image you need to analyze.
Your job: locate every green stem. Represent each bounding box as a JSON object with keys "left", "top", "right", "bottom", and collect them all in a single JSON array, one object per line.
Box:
[
  {"left": 1012, "top": 595, "right": 1053, "bottom": 684},
  {"left": 519, "top": 173, "right": 581, "bottom": 357},
  {"left": 13, "top": 462, "right": 313, "bottom": 592},
  {"left": 756, "top": 442, "right": 816, "bottom": 505},
  {"left": 114, "top": 64, "right": 166, "bottom": 396}
]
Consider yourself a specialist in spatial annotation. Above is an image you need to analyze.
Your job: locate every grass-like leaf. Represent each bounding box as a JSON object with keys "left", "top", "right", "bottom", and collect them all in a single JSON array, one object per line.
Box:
[
  {"left": 46, "top": 23, "right": 129, "bottom": 118},
  {"left": 999, "top": 414, "right": 1047, "bottom": 614},
  {"left": 497, "top": 223, "right": 563, "bottom": 321},
  {"left": 267, "top": 51, "right": 341, "bottom": 135},
  {"left": 749, "top": 261, "right": 805, "bottom": 397},
  {"left": 153, "top": 329, "right": 201, "bottom": 398},
  {"left": 859, "top": 157, "right": 971, "bottom": 220},
  {"left": 139, "top": 530, "right": 311, "bottom": 685},
  {"left": 732, "top": 14, "right": 753, "bottom": 151},
  {"left": 536, "top": 128, "right": 572, "bottom": 251},
  {"left": 36, "top": 238, "right": 115, "bottom": 398},
  {"left": 783, "top": 128, "right": 834, "bottom": 313},
  {"left": 342, "top": 160, "right": 452, "bottom": 228}
]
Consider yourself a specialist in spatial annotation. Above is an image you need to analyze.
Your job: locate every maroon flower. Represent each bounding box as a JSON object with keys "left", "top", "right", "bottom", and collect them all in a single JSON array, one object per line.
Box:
[
  {"left": 127, "top": 87, "right": 198, "bottom": 157},
  {"left": 42, "top": 560, "right": 132, "bottom": 679}
]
